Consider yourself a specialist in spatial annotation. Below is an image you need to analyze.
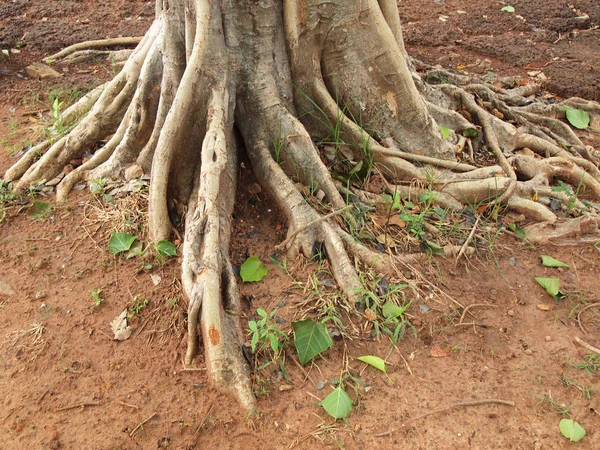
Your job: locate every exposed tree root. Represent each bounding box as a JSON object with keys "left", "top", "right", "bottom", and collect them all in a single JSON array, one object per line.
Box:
[
  {"left": 43, "top": 37, "right": 142, "bottom": 64},
  {"left": 2, "top": 0, "right": 599, "bottom": 410}
]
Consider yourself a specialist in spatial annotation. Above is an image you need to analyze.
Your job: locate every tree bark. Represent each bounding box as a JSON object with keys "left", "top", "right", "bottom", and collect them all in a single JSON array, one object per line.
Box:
[{"left": 2, "top": 0, "right": 599, "bottom": 410}]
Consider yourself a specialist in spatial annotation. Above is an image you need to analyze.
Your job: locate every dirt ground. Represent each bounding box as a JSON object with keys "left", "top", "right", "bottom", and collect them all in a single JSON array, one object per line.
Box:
[{"left": 1, "top": 1, "right": 599, "bottom": 449}]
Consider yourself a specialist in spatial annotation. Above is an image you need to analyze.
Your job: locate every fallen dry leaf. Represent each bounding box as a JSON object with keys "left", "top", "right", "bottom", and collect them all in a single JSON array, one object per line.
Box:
[
  {"left": 110, "top": 310, "right": 132, "bottom": 341},
  {"left": 430, "top": 344, "right": 448, "bottom": 358},
  {"left": 364, "top": 309, "right": 377, "bottom": 321},
  {"left": 537, "top": 304, "right": 551, "bottom": 311}
]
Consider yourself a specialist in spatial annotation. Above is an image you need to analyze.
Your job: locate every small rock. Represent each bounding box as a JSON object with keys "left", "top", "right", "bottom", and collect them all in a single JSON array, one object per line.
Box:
[
  {"left": 314, "top": 380, "right": 325, "bottom": 390},
  {"left": 507, "top": 310, "right": 515, "bottom": 317},
  {"left": 34, "top": 291, "right": 46, "bottom": 300},
  {"left": 419, "top": 304, "right": 430, "bottom": 313},
  {"left": 279, "top": 384, "right": 293, "bottom": 392},
  {"left": 508, "top": 256, "right": 517, "bottom": 267},
  {"left": 315, "top": 190, "right": 326, "bottom": 202},
  {"left": 525, "top": 349, "right": 533, "bottom": 355},
  {"left": 46, "top": 175, "right": 64, "bottom": 187},
  {"left": 124, "top": 164, "right": 144, "bottom": 180},
  {"left": 545, "top": 336, "right": 551, "bottom": 341},
  {"left": 25, "top": 62, "right": 61, "bottom": 79},
  {"left": 0, "top": 280, "right": 16, "bottom": 297}
]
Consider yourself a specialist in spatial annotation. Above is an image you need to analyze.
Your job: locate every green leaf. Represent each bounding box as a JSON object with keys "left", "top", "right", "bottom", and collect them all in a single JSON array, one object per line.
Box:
[
  {"left": 420, "top": 240, "right": 445, "bottom": 256},
  {"left": 156, "top": 240, "right": 177, "bottom": 257},
  {"left": 248, "top": 321, "right": 258, "bottom": 332},
  {"left": 463, "top": 127, "right": 480, "bottom": 138},
  {"left": 2, "top": 49, "right": 9, "bottom": 57},
  {"left": 508, "top": 222, "right": 526, "bottom": 239},
  {"left": 28, "top": 200, "right": 53, "bottom": 219},
  {"left": 292, "top": 319, "right": 333, "bottom": 365},
  {"left": 240, "top": 256, "right": 268, "bottom": 282},
  {"left": 320, "top": 386, "right": 353, "bottom": 420},
  {"left": 440, "top": 126, "right": 450, "bottom": 139},
  {"left": 534, "top": 277, "right": 565, "bottom": 300},
  {"left": 565, "top": 109, "right": 590, "bottom": 130},
  {"left": 559, "top": 419, "right": 586, "bottom": 442},
  {"left": 541, "top": 255, "right": 569, "bottom": 269},
  {"left": 356, "top": 355, "right": 387, "bottom": 373},
  {"left": 501, "top": 6, "right": 515, "bottom": 13},
  {"left": 382, "top": 301, "right": 410, "bottom": 319},
  {"left": 108, "top": 232, "right": 137, "bottom": 255}
]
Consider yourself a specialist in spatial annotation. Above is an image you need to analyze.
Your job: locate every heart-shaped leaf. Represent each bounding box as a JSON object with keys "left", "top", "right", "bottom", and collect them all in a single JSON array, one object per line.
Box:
[
  {"left": 356, "top": 355, "right": 387, "bottom": 373},
  {"left": 156, "top": 240, "right": 177, "bottom": 257},
  {"left": 541, "top": 255, "right": 569, "bottom": 269},
  {"left": 565, "top": 109, "right": 590, "bottom": 130},
  {"left": 534, "top": 277, "right": 565, "bottom": 300},
  {"left": 382, "top": 301, "right": 411, "bottom": 319},
  {"left": 108, "top": 232, "right": 136, "bottom": 254},
  {"left": 240, "top": 256, "right": 268, "bottom": 282},
  {"left": 463, "top": 127, "right": 480, "bottom": 138},
  {"left": 292, "top": 319, "right": 332, "bottom": 365},
  {"left": 28, "top": 200, "right": 53, "bottom": 219},
  {"left": 559, "top": 419, "right": 586, "bottom": 442},
  {"left": 421, "top": 240, "right": 444, "bottom": 255},
  {"left": 320, "top": 386, "right": 353, "bottom": 419},
  {"left": 508, "top": 222, "right": 526, "bottom": 239}
]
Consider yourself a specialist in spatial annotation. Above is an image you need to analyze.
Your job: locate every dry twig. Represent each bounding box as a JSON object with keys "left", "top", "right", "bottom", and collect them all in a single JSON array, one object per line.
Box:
[
  {"left": 54, "top": 402, "right": 101, "bottom": 412},
  {"left": 130, "top": 412, "right": 157, "bottom": 437},
  {"left": 577, "top": 303, "right": 600, "bottom": 334},
  {"left": 574, "top": 336, "right": 600, "bottom": 355},
  {"left": 375, "top": 399, "right": 515, "bottom": 437}
]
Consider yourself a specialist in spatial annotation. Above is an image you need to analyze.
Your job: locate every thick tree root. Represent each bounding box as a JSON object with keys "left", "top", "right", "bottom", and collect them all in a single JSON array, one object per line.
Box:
[
  {"left": 2, "top": 0, "right": 599, "bottom": 410},
  {"left": 43, "top": 37, "right": 142, "bottom": 64}
]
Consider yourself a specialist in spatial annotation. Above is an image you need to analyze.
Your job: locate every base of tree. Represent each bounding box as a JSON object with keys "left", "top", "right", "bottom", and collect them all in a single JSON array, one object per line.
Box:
[{"left": 2, "top": 0, "right": 599, "bottom": 409}]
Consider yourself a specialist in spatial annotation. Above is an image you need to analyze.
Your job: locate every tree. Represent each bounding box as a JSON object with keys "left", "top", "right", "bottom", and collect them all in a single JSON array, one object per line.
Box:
[{"left": 3, "top": 0, "right": 600, "bottom": 410}]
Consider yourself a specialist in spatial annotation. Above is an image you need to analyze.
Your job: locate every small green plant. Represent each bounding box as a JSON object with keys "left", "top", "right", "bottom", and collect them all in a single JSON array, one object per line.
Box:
[
  {"left": 537, "top": 394, "right": 571, "bottom": 416},
  {"left": 551, "top": 179, "right": 584, "bottom": 211},
  {"left": 128, "top": 295, "right": 149, "bottom": 318},
  {"left": 355, "top": 272, "right": 413, "bottom": 345},
  {"left": 89, "top": 178, "right": 113, "bottom": 202},
  {"left": 248, "top": 308, "right": 288, "bottom": 357},
  {"left": 561, "top": 374, "right": 593, "bottom": 400},
  {"left": 91, "top": 289, "right": 104, "bottom": 307},
  {"left": 272, "top": 125, "right": 284, "bottom": 164},
  {"left": 381, "top": 189, "right": 439, "bottom": 240},
  {"left": 572, "top": 353, "right": 600, "bottom": 376}
]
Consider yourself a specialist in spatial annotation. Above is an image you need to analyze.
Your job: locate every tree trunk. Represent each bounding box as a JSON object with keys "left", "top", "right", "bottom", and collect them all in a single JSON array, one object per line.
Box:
[{"left": 3, "top": 0, "right": 600, "bottom": 409}]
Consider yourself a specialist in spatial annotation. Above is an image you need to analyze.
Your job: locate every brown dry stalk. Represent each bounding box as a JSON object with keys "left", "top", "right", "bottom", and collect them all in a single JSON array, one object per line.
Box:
[
  {"left": 275, "top": 205, "right": 352, "bottom": 251},
  {"left": 458, "top": 303, "right": 499, "bottom": 324},
  {"left": 130, "top": 412, "right": 157, "bottom": 437},
  {"left": 574, "top": 336, "right": 600, "bottom": 355},
  {"left": 375, "top": 399, "right": 515, "bottom": 437},
  {"left": 54, "top": 402, "right": 102, "bottom": 412},
  {"left": 577, "top": 303, "right": 600, "bottom": 334}
]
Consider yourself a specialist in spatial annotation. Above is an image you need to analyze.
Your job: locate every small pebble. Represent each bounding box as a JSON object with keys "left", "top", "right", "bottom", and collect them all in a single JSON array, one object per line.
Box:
[
  {"left": 545, "top": 336, "right": 551, "bottom": 341},
  {"left": 525, "top": 349, "right": 533, "bottom": 355},
  {"left": 507, "top": 310, "right": 515, "bottom": 317}
]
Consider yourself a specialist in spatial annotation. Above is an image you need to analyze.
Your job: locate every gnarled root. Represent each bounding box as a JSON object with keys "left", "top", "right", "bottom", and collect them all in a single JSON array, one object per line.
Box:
[{"left": 2, "top": 0, "right": 600, "bottom": 411}]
